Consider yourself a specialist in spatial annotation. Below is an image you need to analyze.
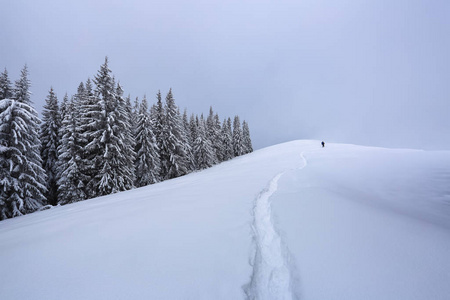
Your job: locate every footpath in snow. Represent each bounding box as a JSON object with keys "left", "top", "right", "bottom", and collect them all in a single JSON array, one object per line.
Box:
[
  {"left": 245, "top": 151, "right": 309, "bottom": 300},
  {"left": 245, "top": 172, "right": 296, "bottom": 299}
]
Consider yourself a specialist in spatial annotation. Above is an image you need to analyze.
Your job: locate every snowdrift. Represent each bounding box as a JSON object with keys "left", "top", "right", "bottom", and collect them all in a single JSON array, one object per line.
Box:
[{"left": 1, "top": 140, "right": 449, "bottom": 300}]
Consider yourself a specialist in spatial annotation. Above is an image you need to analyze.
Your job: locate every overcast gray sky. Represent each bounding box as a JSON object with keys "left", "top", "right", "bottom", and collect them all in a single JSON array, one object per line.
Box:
[{"left": 1, "top": 0, "right": 449, "bottom": 150}]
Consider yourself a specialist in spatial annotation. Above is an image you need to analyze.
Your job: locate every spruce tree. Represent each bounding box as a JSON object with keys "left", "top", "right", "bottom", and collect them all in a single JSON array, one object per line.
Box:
[
  {"left": 194, "top": 115, "right": 214, "bottom": 170},
  {"left": 153, "top": 90, "right": 165, "bottom": 172},
  {"left": 242, "top": 120, "right": 253, "bottom": 154},
  {"left": 182, "top": 108, "right": 195, "bottom": 171},
  {"left": 0, "top": 68, "right": 13, "bottom": 100},
  {"left": 60, "top": 93, "right": 69, "bottom": 121},
  {"left": 78, "top": 79, "right": 103, "bottom": 198},
  {"left": 77, "top": 79, "right": 99, "bottom": 198},
  {"left": 213, "top": 113, "right": 224, "bottom": 162},
  {"left": 222, "top": 117, "right": 234, "bottom": 161},
  {"left": 84, "top": 58, "right": 117, "bottom": 196},
  {"left": 160, "top": 89, "right": 188, "bottom": 179},
  {"left": 233, "top": 115, "right": 244, "bottom": 157},
  {"left": 81, "top": 59, "right": 136, "bottom": 196},
  {"left": 14, "top": 65, "right": 32, "bottom": 105},
  {"left": 39, "top": 87, "right": 61, "bottom": 205},
  {"left": 189, "top": 113, "right": 198, "bottom": 148},
  {"left": 128, "top": 95, "right": 138, "bottom": 137},
  {"left": 0, "top": 66, "right": 46, "bottom": 219},
  {"left": 189, "top": 114, "right": 199, "bottom": 170},
  {"left": 206, "top": 107, "right": 219, "bottom": 164},
  {"left": 134, "top": 96, "right": 161, "bottom": 186},
  {"left": 14, "top": 66, "right": 47, "bottom": 207},
  {"left": 133, "top": 96, "right": 140, "bottom": 117},
  {"left": 177, "top": 107, "right": 192, "bottom": 173},
  {"left": 113, "top": 83, "right": 136, "bottom": 191},
  {"left": 57, "top": 97, "right": 88, "bottom": 204},
  {"left": 85, "top": 59, "right": 136, "bottom": 196}
]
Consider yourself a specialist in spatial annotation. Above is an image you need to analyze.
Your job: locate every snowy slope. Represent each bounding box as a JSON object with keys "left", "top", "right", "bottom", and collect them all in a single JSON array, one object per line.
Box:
[{"left": 1, "top": 140, "right": 449, "bottom": 300}]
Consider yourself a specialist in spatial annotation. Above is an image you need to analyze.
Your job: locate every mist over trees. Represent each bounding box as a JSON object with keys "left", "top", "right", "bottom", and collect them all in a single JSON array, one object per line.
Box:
[{"left": 0, "top": 58, "right": 253, "bottom": 220}]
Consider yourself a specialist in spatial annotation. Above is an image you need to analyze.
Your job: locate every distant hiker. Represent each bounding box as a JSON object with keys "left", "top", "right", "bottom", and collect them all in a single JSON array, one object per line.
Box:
[{"left": 321, "top": 141, "right": 325, "bottom": 148}]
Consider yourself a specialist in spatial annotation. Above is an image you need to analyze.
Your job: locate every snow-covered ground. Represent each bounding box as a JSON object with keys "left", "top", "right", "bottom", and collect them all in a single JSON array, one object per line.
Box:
[{"left": 1, "top": 140, "right": 449, "bottom": 300}]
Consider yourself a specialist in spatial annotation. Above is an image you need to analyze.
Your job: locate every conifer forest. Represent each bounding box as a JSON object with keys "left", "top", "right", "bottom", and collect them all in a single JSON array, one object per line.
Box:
[{"left": 0, "top": 58, "right": 253, "bottom": 220}]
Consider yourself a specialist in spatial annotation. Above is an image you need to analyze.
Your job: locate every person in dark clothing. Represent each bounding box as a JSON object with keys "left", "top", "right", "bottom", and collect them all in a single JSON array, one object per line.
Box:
[{"left": 321, "top": 141, "right": 325, "bottom": 148}]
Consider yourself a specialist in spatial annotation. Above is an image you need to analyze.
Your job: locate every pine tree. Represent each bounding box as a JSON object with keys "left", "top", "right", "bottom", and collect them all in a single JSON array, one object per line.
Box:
[
  {"left": 222, "top": 117, "right": 234, "bottom": 161},
  {"left": 39, "top": 87, "right": 61, "bottom": 205},
  {"left": 134, "top": 96, "right": 161, "bottom": 187},
  {"left": 0, "top": 66, "right": 46, "bottom": 219},
  {"left": 160, "top": 89, "right": 188, "bottom": 179},
  {"left": 0, "top": 68, "right": 13, "bottom": 100},
  {"left": 242, "top": 120, "right": 253, "bottom": 154},
  {"left": 233, "top": 115, "right": 244, "bottom": 157}
]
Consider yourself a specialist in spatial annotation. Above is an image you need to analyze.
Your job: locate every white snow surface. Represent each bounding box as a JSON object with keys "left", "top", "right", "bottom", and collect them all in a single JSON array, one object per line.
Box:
[{"left": 1, "top": 140, "right": 450, "bottom": 300}]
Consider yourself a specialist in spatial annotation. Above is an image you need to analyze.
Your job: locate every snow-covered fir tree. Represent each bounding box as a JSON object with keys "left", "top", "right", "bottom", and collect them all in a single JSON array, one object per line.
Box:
[
  {"left": 213, "top": 113, "right": 224, "bottom": 162},
  {"left": 182, "top": 108, "right": 195, "bottom": 171},
  {"left": 133, "top": 96, "right": 140, "bottom": 116},
  {"left": 160, "top": 89, "right": 188, "bottom": 179},
  {"left": 221, "top": 117, "right": 234, "bottom": 161},
  {"left": 0, "top": 100, "right": 46, "bottom": 219},
  {"left": 134, "top": 96, "right": 161, "bottom": 187},
  {"left": 0, "top": 68, "right": 13, "bottom": 100},
  {"left": 194, "top": 115, "right": 215, "bottom": 170},
  {"left": 242, "top": 120, "right": 253, "bottom": 154},
  {"left": 85, "top": 59, "right": 136, "bottom": 196},
  {"left": 60, "top": 93, "right": 69, "bottom": 121},
  {"left": 56, "top": 97, "right": 88, "bottom": 205},
  {"left": 206, "top": 107, "right": 219, "bottom": 164},
  {"left": 113, "top": 82, "right": 136, "bottom": 190},
  {"left": 0, "top": 65, "right": 46, "bottom": 219},
  {"left": 189, "top": 113, "right": 198, "bottom": 144},
  {"left": 13, "top": 66, "right": 47, "bottom": 206},
  {"left": 39, "top": 87, "right": 61, "bottom": 205},
  {"left": 153, "top": 90, "right": 165, "bottom": 172},
  {"left": 232, "top": 115, "right": 244, "bottom": 157},
  {"left": 125, "top": 95, "right": 133, "bottom": 125},
  {"left": 189, "top": 113, "right": 198, "bottom": 170},
  {"left": 14, "top": 65, "right": 33, "bottom": 105},
  {"left": 177, "top": 107, "right": 192, "bottom": 172},
  {"left": 77, "top": 78, "right": 102, "bottom": 198},
  {"left": 76, "top": 79, "right": 100, "bottom": 199}
]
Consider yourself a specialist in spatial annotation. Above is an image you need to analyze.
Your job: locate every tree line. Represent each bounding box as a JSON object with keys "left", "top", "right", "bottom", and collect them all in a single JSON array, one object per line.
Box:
[{"left": 0, "top": 58, "right": 253, "bottom": 220}]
